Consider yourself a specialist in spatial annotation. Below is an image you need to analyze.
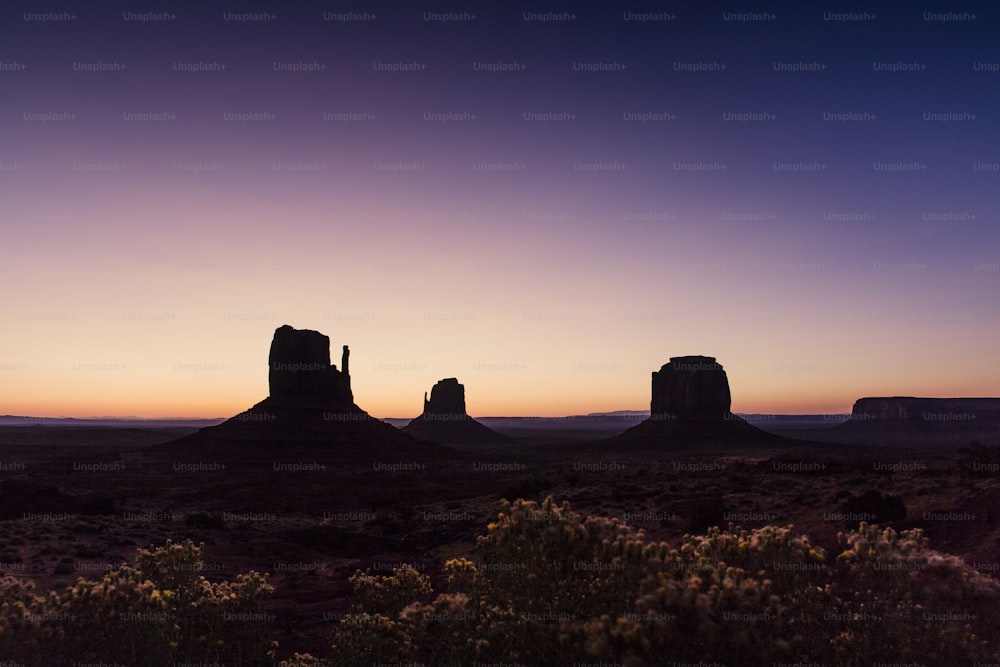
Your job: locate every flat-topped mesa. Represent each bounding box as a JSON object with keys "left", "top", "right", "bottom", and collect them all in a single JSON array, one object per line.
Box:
[
  {"left": 851, "top": 396, "right": 1000, "bottom": 423},
  {"left": 422, "top": 378, "right": 468, "bottom": 419},
  {"left": 267, "top": 325, "right": 352, "bottom": 405},
  {"left": 851, "top": 397, "right": 917, "bottom": 421},
  {"left": 651, "top": 355, "right": 732, "bottom": 421}
]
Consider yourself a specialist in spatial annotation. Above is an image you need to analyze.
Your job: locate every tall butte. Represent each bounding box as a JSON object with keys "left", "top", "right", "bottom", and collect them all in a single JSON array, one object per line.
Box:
[
  {"left": 266, "top": 325, "right": 354, "bottom": 408},
  {"left": 619, "top": 355, "right": 780, "bottom": 444},
  {"left": 159, "top": 325, "right": 450, "bottom": 463},
  {"left": 402, "top": 378, "right": 505, "bottom": 444}
]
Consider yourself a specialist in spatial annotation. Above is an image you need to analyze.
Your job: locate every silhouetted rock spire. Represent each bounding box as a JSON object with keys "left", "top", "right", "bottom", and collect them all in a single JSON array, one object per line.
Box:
[{"left": 267, "top": 325, "right": 352, "bottom": 405}]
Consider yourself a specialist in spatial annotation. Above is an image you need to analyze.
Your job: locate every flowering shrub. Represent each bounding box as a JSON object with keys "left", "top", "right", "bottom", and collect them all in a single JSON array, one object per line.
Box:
[
  {"left": 0, "top": 574, "right": 54, "bottom": 659},
  {"left": 830, "top": 522, "right": 1000, "bottom": 664},
  {"left": 3, "top": 503, "right": 998, "bottom": 664},
  {"left": 326, "top": 564, "right": 432, "bottom": 664},
  {"left": 0, "top": 539, "right": 274, "bottom": 665},
  {"left": 325, "top": 497, "right": 1000, "bottom": 665}
]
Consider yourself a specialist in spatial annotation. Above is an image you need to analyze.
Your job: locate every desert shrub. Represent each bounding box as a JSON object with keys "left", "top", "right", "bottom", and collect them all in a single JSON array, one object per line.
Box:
[
  {"left": 50, "top": 563, "right": 179, "bottom": 662},
  {"left": 959, "top": 441, "right": 1000, "bottom": 476},
  {"left": 72, "top": 543, "right": 104, "bottom": 558},
  {"left": 326, "top": 564, "right": 433, "bottom": 665},
  {"left": 687, "top": 493, "right": 726, "bottom": 532},
  {"left": 830, "top": 522, "right": 1000, "bottom": 664},
  {"left": 324, "top": 497, "right": 1000, "bottom": 666},
  {"left": 349, "top": 563, "right": 432, "bottom": 617},
  {"left": 278, "top": 652, "right": 331, "bottom": 666},
  {"left": 0, "top": 538, "right": 274, "bottom": 665},
  {"left": 468, "top": 497, "right": 670, "bottom": 663},
  {"left": 727, "top": 472, "right": 754, "bottom": 492},
  {"left": 499, "top": 475, "right": 553, "bottom": 502},
  {"left": 133, "top": 539, "right": 275, "bottom": 664},
  {"left": 840, "top": 489, "right": 907, "bottom": 527},
  {"left": 327, "top": 497, "right": 812, "bottom": 663},
  {"left": 53, "top": 557, "right": 75, "bottom": 574},
  {"left": 0, "top": 574, "right": 53, "bottom": 660},
  {"left": 327, "top": 612, "right": 412, "bottom": 664},
  {"left": 577, "top": 520, "right": 833, "bottom": 664}
]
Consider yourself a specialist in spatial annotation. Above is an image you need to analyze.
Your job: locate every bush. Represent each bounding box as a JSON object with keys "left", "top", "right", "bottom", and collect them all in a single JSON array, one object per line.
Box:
[
  {"left": 687, "top": 493, "right": 727, "bottom": 533},
  {"left": 840, "top": 490, "right": 907, "bottom": 527},
  {"left": 4, "top": 501, "right": 997, "bottom": 664},
  {"left": 832, "top": 522, "right": 1000, "bottom": 664},
  {"left": 0, "top": 538, "right": 274, "bottom": 665},
  {"left": 325, "top": 496, "right": 1000, "bottom": 665},
  {"left": 499, "top": 476, "right": 553, "bottom": 502}
]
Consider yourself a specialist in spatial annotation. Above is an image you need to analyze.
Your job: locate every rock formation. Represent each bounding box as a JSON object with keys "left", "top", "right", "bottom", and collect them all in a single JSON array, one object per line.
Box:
[
  {"left": 620, "top": 355, "right": 780, "bottom": 445},
  {"left": 422, "top": 378, "right": 466, "bottom": 417},
  {"left": 850, "top": 396, "right": 1000, "bottom": 424},
  {"left": 403, "top": 378, "right": 505, "bottom": 444},
  {"left": 651, "top": 356, "right": 732, "bottom": 421},
  {"left": 267, "top": 325, "right": 352, "bottom": 406},
  {"left": 159, "top": 325, "right": 451, "bottom": 463},
  {"left": 839, "top": 397, "right": 1000, "bottom": 445}
]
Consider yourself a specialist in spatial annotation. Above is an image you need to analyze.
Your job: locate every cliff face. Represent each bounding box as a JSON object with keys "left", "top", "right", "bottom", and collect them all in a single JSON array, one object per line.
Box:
[
  {"left": 851, "top": 397, "right": 1000, "bottom": 424},
  {"left": 268, "top": 325, "right": 352, "bottom": 406},
  {"left": 422, "top": 378, "right": 466, "bottom": 417},
  {"left": 651, "top": 356, "right": 732, "bottom": 420},
  {"left": 620, "top": 355, "right": 781, "bottom": 445}
]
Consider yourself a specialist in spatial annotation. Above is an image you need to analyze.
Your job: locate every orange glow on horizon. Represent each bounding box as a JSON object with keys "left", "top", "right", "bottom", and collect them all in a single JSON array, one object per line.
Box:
[{"left": 3, "top": 323, "right": 997, "bottom": 420}]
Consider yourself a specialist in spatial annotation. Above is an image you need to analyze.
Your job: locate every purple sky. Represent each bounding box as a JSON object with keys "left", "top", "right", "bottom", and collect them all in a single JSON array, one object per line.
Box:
[{"left": 2, "top": 2, "right": 998, "bottom": 417}]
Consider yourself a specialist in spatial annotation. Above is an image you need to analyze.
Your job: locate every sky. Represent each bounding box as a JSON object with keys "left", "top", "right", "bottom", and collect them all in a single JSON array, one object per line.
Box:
[{"left": 1, "top": 1, "right": 998, "bottom": 418}]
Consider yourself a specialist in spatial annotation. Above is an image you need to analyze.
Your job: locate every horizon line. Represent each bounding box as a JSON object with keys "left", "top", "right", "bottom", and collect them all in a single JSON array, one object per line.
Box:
[{"left": 1, "top": 410, "right": 864, "bottom": 423}]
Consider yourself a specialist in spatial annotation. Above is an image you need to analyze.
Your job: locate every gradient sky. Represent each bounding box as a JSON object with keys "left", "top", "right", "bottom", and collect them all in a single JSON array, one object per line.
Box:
[{"left": 2, "top": 1, "right": 998, "bottom": 418}]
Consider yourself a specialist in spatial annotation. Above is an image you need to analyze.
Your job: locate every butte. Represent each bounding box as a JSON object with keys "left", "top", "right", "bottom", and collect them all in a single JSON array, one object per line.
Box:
[
  {"left": 402, "top": 378, "right": 505, "bottom": 444},
  {"left": 158, "top": 325, "right": 451, "bottom": 464}
]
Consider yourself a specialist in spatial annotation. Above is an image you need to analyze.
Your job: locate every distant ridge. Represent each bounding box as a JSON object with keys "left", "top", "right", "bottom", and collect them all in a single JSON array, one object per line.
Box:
[{"left": 833, "top": 396, "right": 1000, "bottom": 437}]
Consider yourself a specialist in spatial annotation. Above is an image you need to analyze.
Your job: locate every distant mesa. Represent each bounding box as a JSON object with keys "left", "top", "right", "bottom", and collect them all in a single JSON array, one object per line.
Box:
[
  {"left": 620, "top": 355, "right": 780, "bottom": 444},
  {"left": 160, "top": 325, "right": 450, "bottom": 462},
  {"left": 402, "top": 378, "right": 505, "bottom": 444},
  {"left": 843, "top": 396, "right": 1000, "bottom": 433}
]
